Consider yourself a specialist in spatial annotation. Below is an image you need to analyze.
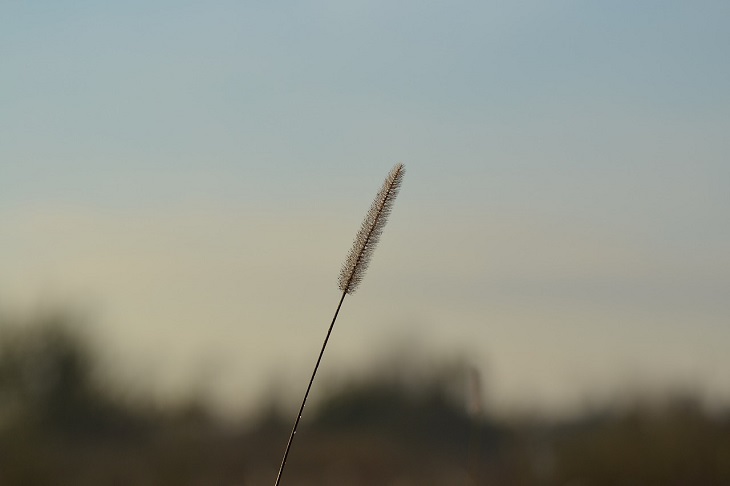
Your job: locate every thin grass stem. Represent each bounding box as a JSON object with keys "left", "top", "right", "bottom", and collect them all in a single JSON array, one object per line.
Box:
[{"left": 273, "top": 290, "right": 347, "bottom": 486}]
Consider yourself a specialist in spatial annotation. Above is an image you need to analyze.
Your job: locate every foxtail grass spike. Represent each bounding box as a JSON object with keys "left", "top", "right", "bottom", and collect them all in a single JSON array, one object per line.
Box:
[
  {"left": 339, "top": 163, "right": 405, "bottom": 294},
  {"left": 274, "top": 164, "right": 405, "bottom": 486}
]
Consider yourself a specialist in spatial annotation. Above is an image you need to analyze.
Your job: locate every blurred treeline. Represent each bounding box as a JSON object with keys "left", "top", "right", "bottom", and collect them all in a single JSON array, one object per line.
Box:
[{"left": 1, "top": 311, "right": 729, "bottom": 485}]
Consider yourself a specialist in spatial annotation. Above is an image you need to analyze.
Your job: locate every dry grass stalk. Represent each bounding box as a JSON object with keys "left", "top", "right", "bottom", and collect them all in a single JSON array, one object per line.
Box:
[{"left": 274, "top": 164, "right": 405, "bottom": 485}]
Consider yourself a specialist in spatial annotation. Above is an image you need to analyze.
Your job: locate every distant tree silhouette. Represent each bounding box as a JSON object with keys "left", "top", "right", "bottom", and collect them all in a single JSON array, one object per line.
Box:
[{"left": 0, "top": 312, "right": 141, "bottom": 438}]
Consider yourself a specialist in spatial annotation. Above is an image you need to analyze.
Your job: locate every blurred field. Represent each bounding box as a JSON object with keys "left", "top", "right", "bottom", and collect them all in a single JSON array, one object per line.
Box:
[{"left": 1, "top": 312, "right": 729, "bottom": 486}]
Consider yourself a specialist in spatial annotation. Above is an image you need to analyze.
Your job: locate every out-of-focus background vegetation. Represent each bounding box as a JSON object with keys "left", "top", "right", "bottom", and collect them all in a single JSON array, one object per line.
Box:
[{"left": 1, "top": 311, "right": 729, "bottom": 485}]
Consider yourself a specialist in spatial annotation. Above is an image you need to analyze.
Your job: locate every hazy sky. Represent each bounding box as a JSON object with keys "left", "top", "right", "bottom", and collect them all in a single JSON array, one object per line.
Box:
[{"left": 2, "top": 1, "right": 729, "bottom": 418}]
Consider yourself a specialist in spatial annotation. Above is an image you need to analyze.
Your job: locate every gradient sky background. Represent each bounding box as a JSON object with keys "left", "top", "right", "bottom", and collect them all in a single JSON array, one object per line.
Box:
[{"left": 2, "top": 1, "right": 729, "bottom": 419}]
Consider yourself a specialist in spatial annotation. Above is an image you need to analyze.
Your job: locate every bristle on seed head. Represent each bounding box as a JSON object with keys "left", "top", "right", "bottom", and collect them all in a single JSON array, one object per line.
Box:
[{"left": 338, "top": 164, "right": 405, "bottom": 294}]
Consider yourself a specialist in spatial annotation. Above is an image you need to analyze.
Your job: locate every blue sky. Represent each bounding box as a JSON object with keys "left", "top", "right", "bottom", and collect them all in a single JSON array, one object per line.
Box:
[{"left": 2, "top": 1, "right": 729, "bottom": 417}]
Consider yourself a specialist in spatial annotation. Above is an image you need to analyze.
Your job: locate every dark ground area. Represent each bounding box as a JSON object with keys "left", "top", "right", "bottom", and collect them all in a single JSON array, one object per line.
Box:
[{"left": 1, "top": 312, "right": 729, "bottom": 485}]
